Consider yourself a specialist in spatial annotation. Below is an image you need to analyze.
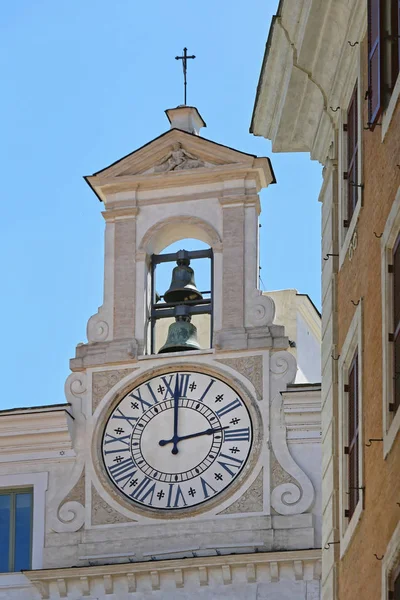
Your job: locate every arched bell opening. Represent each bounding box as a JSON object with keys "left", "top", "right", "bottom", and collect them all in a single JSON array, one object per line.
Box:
[{"left": 148, "top": 238, "right": 213, "bottom": 355}]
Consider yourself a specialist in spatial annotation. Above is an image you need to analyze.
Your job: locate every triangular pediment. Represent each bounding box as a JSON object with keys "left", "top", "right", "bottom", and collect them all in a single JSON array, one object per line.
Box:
[
  {"left": 84, "top": 128, "right": 275, "bottom": 202},
  {"left": 90, "top": 129, "right": 256, "bottom": 178}
]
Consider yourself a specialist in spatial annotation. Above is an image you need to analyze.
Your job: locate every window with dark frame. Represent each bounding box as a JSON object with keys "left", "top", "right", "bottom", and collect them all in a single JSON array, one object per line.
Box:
[
  {"left": 368, "top": 0, "right": 400, "bottom": 127},
  {"left": 390, "top": 566, "right": 400, "bottom": 600},
  {"left": 0, "top": 489, "right": 32, "bottom": 573},
  {"left": 345, "top": 84, "right": 359, "bottom": 227},
  {"left": 393, "top": 233, "right": 400, "bottom": 414},
  {"left": 345, "top": 352, "right": 360, "bottom": 520}
]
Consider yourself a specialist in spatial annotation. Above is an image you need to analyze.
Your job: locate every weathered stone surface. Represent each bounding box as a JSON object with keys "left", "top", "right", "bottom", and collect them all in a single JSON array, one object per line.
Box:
[
  {"left": 270, "top": 449, "right": 297, "bottom": 488},
  {"left": 92, "top": 368, "right": 136, "bottom": 412},
  {"left": 216, "top": 355, "right": 263, "bottom": 400},
  {"left": 219, "top": 469, "right": 263, "bottom": 514},
  {"left": 60, "top": 471, "right": 85, "bottom": 506},
  {"left": 91, "top": 485, "right": 136, "bottom": 525}
]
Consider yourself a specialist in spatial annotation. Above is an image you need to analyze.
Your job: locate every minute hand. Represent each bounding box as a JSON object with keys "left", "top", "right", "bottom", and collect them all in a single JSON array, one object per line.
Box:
[{"left": 159, "top": 426, "right": 229, "bottom": 447}]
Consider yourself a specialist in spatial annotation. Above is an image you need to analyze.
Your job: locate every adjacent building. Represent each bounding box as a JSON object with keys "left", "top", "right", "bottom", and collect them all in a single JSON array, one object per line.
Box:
[
  {"left": 251, "top": 1, "right": 400, "bottom": 598},
  {"left": 0, "top": 105, "right": 322, "bottom": 599}
]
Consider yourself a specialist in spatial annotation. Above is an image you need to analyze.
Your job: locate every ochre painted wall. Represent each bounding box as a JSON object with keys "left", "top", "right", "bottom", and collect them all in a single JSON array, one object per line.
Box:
[{"left": 337, "top": 34, "right": 400, "bottom": 598}]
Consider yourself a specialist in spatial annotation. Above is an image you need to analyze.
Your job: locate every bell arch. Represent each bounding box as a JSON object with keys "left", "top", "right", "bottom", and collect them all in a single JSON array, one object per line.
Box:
[{"left": 137, "top": 215, "right": 222, "bottom": 257}]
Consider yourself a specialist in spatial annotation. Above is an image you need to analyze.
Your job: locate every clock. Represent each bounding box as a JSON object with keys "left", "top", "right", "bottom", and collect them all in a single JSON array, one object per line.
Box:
[{"left": 101, "top": 370, "right": 253, "bottom": 510}]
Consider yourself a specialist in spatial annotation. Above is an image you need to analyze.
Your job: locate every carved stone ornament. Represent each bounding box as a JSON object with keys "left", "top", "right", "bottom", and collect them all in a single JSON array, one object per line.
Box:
[
  {"left": 219, "top": 469, "right": 263, "bottom": 514},
  {"left": 87, "top": 310, "right": 110, "bottom": 342},
  {"left": 246, "top": 290, "right": 276, "bottom": 328},
  {"left": 92, "top": 368, "right": 137, "bottom": 413},
  {"left": 154, "top": 143, "right": 205, "bottom": 172},
  {"left": 48, "top": 373, "right": 87, "bottom": 533},
  {"left": 91, "top": 485, "right": 136, "bottom": 525},
  {"left": 216, "top": 355, "right": 263, "bottom": 400},
  {"left": 269, "top": 351, "right": 315, "bottom": 515}
]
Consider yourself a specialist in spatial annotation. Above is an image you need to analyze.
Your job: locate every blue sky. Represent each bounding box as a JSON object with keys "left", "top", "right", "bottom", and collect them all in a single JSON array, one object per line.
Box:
[{"left": 0, "top": 1, "right": 322, "bottom": 409}]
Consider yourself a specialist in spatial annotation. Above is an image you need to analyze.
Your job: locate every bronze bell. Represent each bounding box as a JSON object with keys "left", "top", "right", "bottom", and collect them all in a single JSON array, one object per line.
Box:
[
  {"left": 163, "top": 250, "right": 203, "bottom": 304},
  {"left": 158, "top": 306, "right": 201, "bottom": 353}
]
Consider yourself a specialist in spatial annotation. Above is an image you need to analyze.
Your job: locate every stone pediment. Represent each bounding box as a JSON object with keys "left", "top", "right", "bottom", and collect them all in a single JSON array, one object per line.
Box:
[{"left": 84, "top": 129, "right": 275, "bottom": 202}]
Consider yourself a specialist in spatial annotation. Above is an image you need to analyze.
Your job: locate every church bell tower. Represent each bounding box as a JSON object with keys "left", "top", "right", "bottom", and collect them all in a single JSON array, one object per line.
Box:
[{"left": 34, "top": 104, "right": 322, "bottom": 599}]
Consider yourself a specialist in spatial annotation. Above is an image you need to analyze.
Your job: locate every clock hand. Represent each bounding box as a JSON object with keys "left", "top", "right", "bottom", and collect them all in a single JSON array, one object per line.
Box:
[
  {"left": 171, "top": 374, "right": 181, "bottom": 455},
  {"left": 159, "top": 426, "right": 229, "bottom": 446}
]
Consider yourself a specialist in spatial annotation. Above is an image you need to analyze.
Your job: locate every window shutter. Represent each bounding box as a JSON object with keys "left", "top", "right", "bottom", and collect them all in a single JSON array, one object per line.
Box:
[
  {"left": 392, "top": 0, "right": 400, "bottom": 87},
  {"left": 347, "top": 85, "right": 358, "bottom": 223},
  {"left": 347, "top": 352, "right": 359, "bottom": 519},
  {"left": 393, "top": 569, "right": 400, "bottom": 600},
  {"left": 398, "top": 0, "right": 400, "bottom": 74},
  {"left": 393, "top": 234, "right": 400, "bottom": 413},
  {"left": 368, "top": 0, "right": 382, "bottom": 125}
]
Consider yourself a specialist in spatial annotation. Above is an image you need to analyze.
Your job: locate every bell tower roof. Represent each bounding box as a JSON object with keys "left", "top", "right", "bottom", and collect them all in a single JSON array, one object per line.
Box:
[{"left": 165, "top": 105, "right": 206, "bottom": 135}]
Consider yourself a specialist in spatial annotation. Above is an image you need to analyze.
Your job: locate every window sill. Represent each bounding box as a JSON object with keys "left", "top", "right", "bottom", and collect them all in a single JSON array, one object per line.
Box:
[
  {"left": 339, "top": 201, "right": 361, "bottom": 270},
  {"left": 340, "top": 499, "right": 363, "bottom": 558},
  {"left": 382, "top": 71, "right": 400, "bottom": 142}
]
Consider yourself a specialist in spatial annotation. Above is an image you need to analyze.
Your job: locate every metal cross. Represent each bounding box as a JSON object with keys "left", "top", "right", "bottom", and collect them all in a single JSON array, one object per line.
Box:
[{"left": 175, "top": 47, "right": 196, "bottom": 105}]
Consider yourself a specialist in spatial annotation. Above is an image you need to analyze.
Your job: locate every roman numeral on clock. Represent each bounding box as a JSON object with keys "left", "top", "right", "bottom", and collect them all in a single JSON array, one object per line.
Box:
[
  {"left": 104, "top": 433, "right": 131, "bottom": 447},
  {"left": 215, "top": 398, "right": 242, "bottom": 418},
  {"left": 109, "top": 457, "right": 137, "bottom": 487},
  {"left": 166, "top": 484, "right": 187, "bottom": 508},
  {"left": 129, "top": 388, "right": 154, "bottom": 412},
  {"left": 130, "top": 477, "right": 156, "bottom": 505},
  {"left": 198, "top": 378, "right": 215, "bottom": 401},
  {"left": 111, "top": 408, "right": 138, "bottom": 428},
  {"left": 217, "top": 452, "right": 243, "bottom": 477},
  {"left": 223, "top": 427, "right": 250, "bottom": 442}
]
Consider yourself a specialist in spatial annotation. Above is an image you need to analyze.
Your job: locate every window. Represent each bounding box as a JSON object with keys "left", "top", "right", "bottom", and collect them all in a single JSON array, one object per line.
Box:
[
  {"left": 381, "top": 188, "right": 400, "bottom": 456},
  {"left": 382, "top": 522, "right": 400, "bottom": 599},
  {"left": 391, "top": 569, "right": 400, "bottom": 599},
  {"left": 338, "top": 303, "right": 363, "bottom": 555},
  {"left": 393, "top": 233, "right": 400, "bottom": 414},
  {"left": 368, "top": 0, "right": 400, "bottom": 127},
  {"left": 345, "top": 84, "right": 359, "bottom": 226},
  {"left": 0, "top": 489, "right": 32, "bottom": 573},
  {"left": 346, "top": 352, "right": 360, "bottom": 520}
]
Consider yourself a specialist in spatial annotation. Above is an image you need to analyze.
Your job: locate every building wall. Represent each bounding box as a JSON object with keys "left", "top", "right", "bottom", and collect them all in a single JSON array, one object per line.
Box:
[
  {"left": 250, "top": 2, "right": 400, "bottom": 598},
  {"left": 335, "top": 33, "right": 400, "bottom": 599}
]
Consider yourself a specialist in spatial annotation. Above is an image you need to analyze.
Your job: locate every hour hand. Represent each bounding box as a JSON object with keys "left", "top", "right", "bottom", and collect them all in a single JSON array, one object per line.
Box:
[{"left": 159, "top": 426, "right": 229, "bottom": 447}]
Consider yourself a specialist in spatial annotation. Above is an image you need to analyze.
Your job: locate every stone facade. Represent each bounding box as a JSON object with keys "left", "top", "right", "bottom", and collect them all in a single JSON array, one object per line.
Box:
[{"left": 0, "top": 106, "right": 322, "bottom": 599}]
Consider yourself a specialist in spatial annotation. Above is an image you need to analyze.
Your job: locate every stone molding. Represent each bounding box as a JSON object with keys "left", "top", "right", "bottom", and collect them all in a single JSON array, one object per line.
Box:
[
  {"left": 84, "top": 128, "right": 274, "bottom": 201},
  {"left": 25, "top": 549, "right": 321, "bottom": 598},
  {"left": 251, "top": 0, "right": 366, "bottom": 164},
  {"left": 0, "top": 405, "right": 74, "bottom": 458},
  {"left": 137, "top": 214, "right": 223, "bottom": 256},
  {"left": 269, "top": 352, "right": 316, "bottom": 515},
  {"left": 48, "top": 373, "right": 87, "bottom": 533}
]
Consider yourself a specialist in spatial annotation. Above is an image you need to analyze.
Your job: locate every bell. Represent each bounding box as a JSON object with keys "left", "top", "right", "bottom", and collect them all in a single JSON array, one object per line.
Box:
[
  {"left": 163, "top": 250, "right": 203, "bottom": 304},
  {"left": 158, "top": 306, "right": 201, "bottom": 353}
]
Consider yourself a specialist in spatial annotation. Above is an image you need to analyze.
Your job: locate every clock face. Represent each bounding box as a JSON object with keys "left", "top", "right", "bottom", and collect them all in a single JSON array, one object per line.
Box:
[{"left": 101, "top": 371, "right": 253, "bottom": 511}]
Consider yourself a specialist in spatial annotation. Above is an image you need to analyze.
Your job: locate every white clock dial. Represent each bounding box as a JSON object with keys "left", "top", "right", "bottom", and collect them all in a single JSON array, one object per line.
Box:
[{"left": 101, "top": 371, "right": 253, "bottom": 510}]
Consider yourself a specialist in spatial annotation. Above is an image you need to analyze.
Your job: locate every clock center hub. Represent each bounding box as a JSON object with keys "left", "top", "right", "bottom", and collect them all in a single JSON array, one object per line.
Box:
[{"left": 139, "top": 403, "right": 215, "bottom": 474}]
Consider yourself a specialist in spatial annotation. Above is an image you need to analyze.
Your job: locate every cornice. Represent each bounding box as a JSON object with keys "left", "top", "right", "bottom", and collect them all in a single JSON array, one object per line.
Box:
[
  {"left": 0, "top": 408, "right": 74, "bottom": 458},
  {"left": 251, "top": 0, "right": 366, "bottom": 164},
  {"left": 25, "top": 549, "right": 321, "bottom": 598},
  {"left": 87, "top": 162, "right": 271, "bottom": 204}
]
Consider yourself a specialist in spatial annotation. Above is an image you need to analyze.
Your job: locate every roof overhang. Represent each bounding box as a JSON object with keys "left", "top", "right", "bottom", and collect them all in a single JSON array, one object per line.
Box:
[{"left": 250, "top": 0, "right": 366, "bottom": 163}]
